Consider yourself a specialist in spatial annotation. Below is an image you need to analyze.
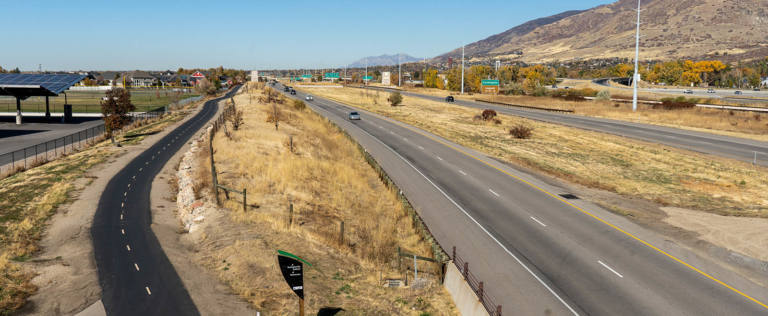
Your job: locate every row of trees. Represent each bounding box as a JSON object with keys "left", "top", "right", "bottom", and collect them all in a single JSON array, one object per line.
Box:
[
  {"left": 424, "top": 64, "right": 557, "bottom": 93},
  {"left": 0, "top": 66, "right": 21, "bottom": 73}
]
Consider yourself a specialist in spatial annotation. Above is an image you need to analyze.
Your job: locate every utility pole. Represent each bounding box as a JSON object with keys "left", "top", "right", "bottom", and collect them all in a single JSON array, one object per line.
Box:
[
  {"left": 461, "top": 45, "right": 465, "bottom": 94},
  {"left": 365, "top": 58, "right": 368, "bottom": 86},
  {"left": 398, "top": 54, "right": 402, "bottom": 87},
  {"left": 632, "top": 0, "right": 641, "bottom": 112}
]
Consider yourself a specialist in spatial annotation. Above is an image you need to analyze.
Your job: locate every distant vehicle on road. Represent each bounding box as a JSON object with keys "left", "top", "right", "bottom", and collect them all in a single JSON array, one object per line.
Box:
[
  {"left": 735, "top": 90, "right": 743, "bottom": 95},
  {"left": 707, "top": 88, "right": 715, "bottom": 93},
  {"left": 445, "top": 96, "right": 454, "bottom": 102},
  {"left": 552, "top": 84, "right": 558, "bottom": 89},
  {"left": 290, "top": 89, "right": 296, "bottom": 95},
  {"left": 683, "top": 89, "right": 693, "bottom": 94},
  {"left": 284, "top": 86, "right": 290, "bottom": 92},
  {"left": 305, "top": 95, "right": 313, "bottom": 101},
  {"left": 348, "top": 111, "right": 361, "bottom": 120},
  {"left": 753, "top": 88, "right": 761, "bottom": 91}
]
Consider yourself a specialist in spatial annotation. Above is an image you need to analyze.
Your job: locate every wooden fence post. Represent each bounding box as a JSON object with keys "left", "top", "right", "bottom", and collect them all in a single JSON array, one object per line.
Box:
[
  {"left": 339, "top": 221, "right": 345, "bottom": 246},
  {"left": 463, "top": 262, "right": 469, "bottom": 280},
  {"left": 242, "top": 188, "right": 247, "bottom": 212},
  {"left": 287, "top": 203, "right": 293, "bottom": 228},
  {"left": 478, "top": 281, "right": 484, "bottom": 302}
]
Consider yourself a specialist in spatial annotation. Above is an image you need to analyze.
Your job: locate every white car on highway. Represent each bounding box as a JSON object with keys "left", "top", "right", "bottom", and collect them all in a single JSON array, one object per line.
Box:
[{"left": 305, "top": 95, "right": 313, "bottom": 101}]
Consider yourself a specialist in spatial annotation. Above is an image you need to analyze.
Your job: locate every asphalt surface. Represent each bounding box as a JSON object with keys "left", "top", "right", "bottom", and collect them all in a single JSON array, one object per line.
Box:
[
  {"left": 364, "top": 86, "right": 768, "bottom": 166},
  {"left": 592, "top": 79, "right": 768, "bottom": 104},
  {"left": 282, "top": 83, "right": 768, "bottom": 315},
  {"left": 91, "top": 87, "right": 239, "bottom": 316}
]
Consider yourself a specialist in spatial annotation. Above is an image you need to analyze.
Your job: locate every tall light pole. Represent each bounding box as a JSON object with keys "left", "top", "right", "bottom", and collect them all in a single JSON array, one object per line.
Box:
[
  {"left": 461, "top": 45, "right": 465, "bottom": 94},
  {"left": 632, "top": 0, "right": 641, "bottom": 112},
  {"left": 365, "top": 58, "right": 368, "bottom": 86},
  {"left": 398, "top": 54, "right": 402, "bottom": 87}
]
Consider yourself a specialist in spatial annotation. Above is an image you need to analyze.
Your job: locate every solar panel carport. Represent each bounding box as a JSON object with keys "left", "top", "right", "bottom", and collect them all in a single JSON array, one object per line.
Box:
[{"left": 0, "top": 74, "right": 86, "bottom": 124}]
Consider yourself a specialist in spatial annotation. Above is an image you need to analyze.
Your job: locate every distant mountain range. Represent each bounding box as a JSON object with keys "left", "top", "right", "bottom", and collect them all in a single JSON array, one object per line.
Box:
[
  {"left": 348, "top": 54, "right": 421, "bottom": 68},
  {"left": 434, "top": 0, "right": 768, "bottom": 63}
]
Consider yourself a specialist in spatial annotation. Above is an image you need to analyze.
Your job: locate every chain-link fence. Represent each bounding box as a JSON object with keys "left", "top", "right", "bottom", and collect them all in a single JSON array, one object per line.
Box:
[{"left": 0, "top": 109, "right": 167, "bottom": 179}]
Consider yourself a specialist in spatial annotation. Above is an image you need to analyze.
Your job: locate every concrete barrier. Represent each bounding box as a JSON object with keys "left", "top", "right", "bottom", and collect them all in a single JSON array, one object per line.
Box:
[{"left": 444, "top": 262, "right": 490, "bottom": 316}]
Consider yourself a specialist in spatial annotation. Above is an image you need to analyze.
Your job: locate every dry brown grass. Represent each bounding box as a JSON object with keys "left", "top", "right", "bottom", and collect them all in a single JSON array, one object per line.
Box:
[
  {"left": 401, "top": 85, "right": 768, "bottom": 141},
  {"left": 304, "top": 86, "right": 768, "bottom": 218},
  {"left": 196, "top": 82, "right": 456, "bottom": 315}
]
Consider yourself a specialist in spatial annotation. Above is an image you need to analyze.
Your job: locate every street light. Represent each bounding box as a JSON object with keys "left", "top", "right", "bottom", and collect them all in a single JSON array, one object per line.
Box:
[
  {"left": 632, "top": 0, "right": 642, "bottom": 112},
  {"left": 461, "top": 45, "right": 465, "bottom": 94}
]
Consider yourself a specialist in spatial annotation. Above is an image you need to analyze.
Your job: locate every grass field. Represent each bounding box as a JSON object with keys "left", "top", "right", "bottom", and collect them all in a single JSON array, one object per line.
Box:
[
  {"left": 0, "top": 88, "right": 199, "bottom": 113},
  {"left": 395, "top": 85, "right": 768, "bottom": 141},
  {"left": 194, "top": 83, "right": 456, "bottom": 314},
  {"left": 0, "top": 98, "right": 206, "bottom": 314},
  {"left": 302, "top": 87, "right": 768, "bottom": 219}
]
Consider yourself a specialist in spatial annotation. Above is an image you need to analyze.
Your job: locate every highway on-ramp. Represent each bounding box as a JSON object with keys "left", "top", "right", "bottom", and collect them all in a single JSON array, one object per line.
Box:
[
  {"left": 364, "top": 86, "right": 768, "bottom": 167},
  {"left": 282, "top": 83, "right": 768, "bottom": 315},
  {"left": 91, "top": 87, "right": 239, "bottom": 315}
]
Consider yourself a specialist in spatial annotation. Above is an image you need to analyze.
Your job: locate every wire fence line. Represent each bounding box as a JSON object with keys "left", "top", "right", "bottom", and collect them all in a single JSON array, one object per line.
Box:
[{"left": 0, "top": 109, "right": 166, "bottom": 179}]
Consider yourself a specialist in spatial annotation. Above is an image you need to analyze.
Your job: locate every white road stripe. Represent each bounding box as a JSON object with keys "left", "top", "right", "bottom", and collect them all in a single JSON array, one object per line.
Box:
[
  {"left": 145, "top": 286, "right": 152, "bottom": 295},
  {"left": 418, "top": 146, "right": 425, "bottom": 150},
  {"left": 459, "top": 170, "right": 467, "bottom": 176},
  {"left": 124, "top": 192, "right": 127, "bottom": 197},
  {"left": 403, "top": 137, "right": 408, "bottom": 141},
  {"left": 120, "top": 213, "right": 124, "bottom": 220},
  {"left": 489, "top": 189, "right": 500, "bottom": 197},
  {"left": 121, "top": 229, "right": 125, "bottom": 235},
  {"left": 139, "top": 167, "right": 142, "bottom": 171},
  {"left": 351, "top": 124, "right": 580, "bottom": 316},
  {"left": 121, "top": 202, "right": 124, "bottom": 208},
  {"left": 598, "top": 260, "right": 624, "bottom": 278},
  {"left": 126, "top": 244, "right": 131, "bottom": 251},
  {"left": 134, "top": 263, "right": 140, "bottom": 271},
  {"left": 530, "top": 216, "right": 547, "bottom": 227},
  {"left": 437, "top": 156, "right": 443, "bottom": 161}
]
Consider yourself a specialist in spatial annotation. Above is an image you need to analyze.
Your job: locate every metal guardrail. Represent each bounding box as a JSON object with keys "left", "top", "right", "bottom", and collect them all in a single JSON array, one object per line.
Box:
[
  {"left": 0, "top": 109, "right": 166, "bottom": 179},
  {"left": 453, "top": 246, "right": 502, "bottom": 316}
]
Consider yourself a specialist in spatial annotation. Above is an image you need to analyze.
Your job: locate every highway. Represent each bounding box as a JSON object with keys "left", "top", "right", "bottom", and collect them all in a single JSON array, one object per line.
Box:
[
  {"left": 281, "top": 83, "right": 768, "bottom": 315},
  {"left": 91, "top": 87, "right": 240, "bottom": 315},
  {"left": 592, "top": 78, "right": 768, "bottom": 103},
  {"left": 364, "top": 86, "right": 768, "bottom": 167}
]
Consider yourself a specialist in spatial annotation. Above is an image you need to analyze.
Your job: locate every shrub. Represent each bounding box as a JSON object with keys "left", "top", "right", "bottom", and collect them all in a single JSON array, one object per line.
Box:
[
  {"left": 481, "top": 109, "right": 497, "bottom": 120},
  {"left": 596, "top": 90, "right": 611, "bottom": 101},
  {"left": 388, "top": 92, "right": 403, "bottom": 106},
  {"left": 504, "top": 82, "right": 525, "bottom": 95},
  {"left": 229, "top": 109, "right": 244, "bottom": 130},
  {"left": 655, "top": 96, "right": 697, "bottom": 110},
  {"left": 578, "top": 88, "right": 599, "bottom": 97},
  {"left": 293, "top": 99, "right": 306, "bottom": 110},
  {"left": 532, "top": 86, "right": 549, "bottom": 97},
  {"left": 509, "top": 124, "right": 533, "bottom": 139}
]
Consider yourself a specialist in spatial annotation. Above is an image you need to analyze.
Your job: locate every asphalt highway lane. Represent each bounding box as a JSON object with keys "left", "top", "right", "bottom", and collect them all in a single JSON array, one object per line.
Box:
[
  {"left": 283, "top": 84, "right": 768, "bottom": 315},
  {"left": 366, "top": 87, "right": 768, "bottom": 167}
]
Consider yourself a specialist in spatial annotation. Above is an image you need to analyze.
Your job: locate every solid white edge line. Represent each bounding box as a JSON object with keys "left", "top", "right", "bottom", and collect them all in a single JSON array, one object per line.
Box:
[
  {"left": 530, "top": 216, "right": 547, "bottom": 227},
  {"left": 489, "top": 189, "right": 500, "bottom": 197},
  {"left": 327, "top": 106, "right": 580, "bottom": 315},
  {"left": 598, "top": 260, "right": 624, "bottom": 278}
]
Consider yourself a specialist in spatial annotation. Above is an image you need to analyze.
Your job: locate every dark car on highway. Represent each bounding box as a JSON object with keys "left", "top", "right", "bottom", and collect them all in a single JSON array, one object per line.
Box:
[
  {"left": 284, "top": 86, "right": 290, "bottom": 92},
  {"left": 445, "top": 96, "right": 455, "bottom": 102},
  {"left": 290, "top": 89, "right": 296, "bottom": 95},
  {"left": 735, "top": 91, "right": 743, "bottom": 95}
]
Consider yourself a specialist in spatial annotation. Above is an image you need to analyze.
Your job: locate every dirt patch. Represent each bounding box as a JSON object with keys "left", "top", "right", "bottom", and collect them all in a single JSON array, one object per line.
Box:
[{"left": 662, "top": 207, "right": 768, "bottom": 262}]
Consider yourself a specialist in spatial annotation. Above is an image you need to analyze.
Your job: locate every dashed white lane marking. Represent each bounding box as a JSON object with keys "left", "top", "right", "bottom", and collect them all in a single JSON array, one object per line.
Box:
[
  {"left": 530, "top": 216, "right": 547, "bottom": 227},
  {"left": 132, "top": 175, "right": 136, "bottom": 179},
  {"left": 459, "top": 170, "right": 467, "bottom": 176},
  {"left": 418, "top": 146, "right": 425, "bottom": 150},
  {"left": 145, "top": 161, "right": 148, "bottom": 165},
  {"left": 403, "top": 137, "right": 408, "bottom": 141},
  {"left": 127, "top": 183, "right": 131, "bottom": 188},
  {"left": 598, "top": 260, "right": 624, "bottom": 278},
  {"left": 389, "top": 131, "right": 395, "bottom": 135},
  {"left": 489, "top": 189, "right": 500, "bottom": 197},
  {"left": 145, "top": 286, "right": 152, "bottom": 295},
  {"left": 120, "top": 214, "right": 124, "bottom": 220},
  {"left": 436, "top": 156, "right": 443, "bottom": 161},
  {"left": 121, "top": 229, "right": 125, "bottom": 235},
  {"left": 126, "top": 244, "right": 131, "bottom": 251},
  {"left": 124, "top": 192, "right": 127, "bottom": 197},
  {"left": 139, "top": 167, "right": 143, "bottom": 171},
  {"left": 121, "top": 202, "right": 124, "bottom": 208},
  {"left": 134, "top": 263, "right": 140, "bottom": 271},
  {"left": 151, "top": 155, "right": 155, "bottom": 160}
]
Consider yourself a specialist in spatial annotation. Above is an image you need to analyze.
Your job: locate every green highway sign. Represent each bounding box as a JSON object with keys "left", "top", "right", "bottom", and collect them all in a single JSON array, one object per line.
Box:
[
  {"left": 481, "top": 79, "right": 500, "bottom": 86},
  {"left": 363, "top": 76, "right": 373, "bottom": 80},
  {"left": 301, "top": 74, "right": 312, "bottom": 78},
  {"left": 324, "top": 72, "right": 340, "bottom": 79}
]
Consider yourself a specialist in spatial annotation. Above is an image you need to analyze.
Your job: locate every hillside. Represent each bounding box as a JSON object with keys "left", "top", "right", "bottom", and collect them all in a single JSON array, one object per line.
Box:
[
  {"left": 435, "top": 0, "right": 768, "bottom": 63},
  {"left": 349, "top": 54, "right": 421, "bottom": 67}
]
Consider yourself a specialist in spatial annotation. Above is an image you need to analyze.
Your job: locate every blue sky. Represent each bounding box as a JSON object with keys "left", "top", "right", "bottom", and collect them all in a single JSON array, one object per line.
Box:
[{"left": 0, "top": 0, "right": 611, "bottom": 71}]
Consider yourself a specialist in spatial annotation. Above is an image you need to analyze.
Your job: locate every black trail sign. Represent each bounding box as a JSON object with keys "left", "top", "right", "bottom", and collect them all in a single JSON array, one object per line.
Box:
[{"left": 277, "top": 250, "right": 312, "bottom": 300}]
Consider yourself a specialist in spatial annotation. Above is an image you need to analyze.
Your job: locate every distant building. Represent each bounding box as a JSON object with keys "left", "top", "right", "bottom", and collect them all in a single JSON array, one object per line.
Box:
[
  {"left": 762, "top": 77, "right": 768, "bottom": 87},
  {"left": 117, "top": 71, "right": 158, "bottom": 87}
]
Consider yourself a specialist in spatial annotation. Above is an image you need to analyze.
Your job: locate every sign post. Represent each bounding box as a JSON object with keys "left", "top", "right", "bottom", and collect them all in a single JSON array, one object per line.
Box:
[{"left": 277, "top": 250, "right": 312, "bottom": 316}]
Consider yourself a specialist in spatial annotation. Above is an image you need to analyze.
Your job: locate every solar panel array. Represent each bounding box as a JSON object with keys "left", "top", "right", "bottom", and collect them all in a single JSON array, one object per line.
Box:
[{"left": 0, "top": 73, "right": 86, "bottom": 95}]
